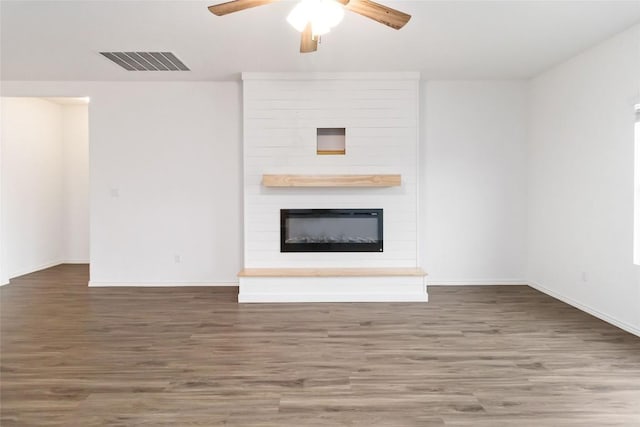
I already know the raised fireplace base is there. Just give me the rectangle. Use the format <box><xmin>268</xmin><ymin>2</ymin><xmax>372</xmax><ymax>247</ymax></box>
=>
<box><xmin>237</xmin><ymin>268</ymin><xmax>428</xmax><ymax>303</ymax></box>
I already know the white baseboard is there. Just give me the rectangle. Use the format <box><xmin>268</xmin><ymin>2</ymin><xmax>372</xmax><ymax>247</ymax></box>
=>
<box><xmin>61</xmin><ymin>260</ymin><xmax>89</xmax><ymax>264</ymax></box>
<box><xmin>88</xmin><ymin>281</ymin><xmax>239</xmax><ymax>287</ymax></box>
<box><xmin>8</xmin><ymin>261</ymin><xmax>63</xmax><ymax>280</ymax></box>
<box><xmin>528</xmin><ymin>281</ymin><xmax>640</xmax><ymax>338</ymax></box>
<box><xmin>0</xmin><ymin>280</ymin><xmax>10</xmax><ymax>287</ymax></box>
<box><xmin>428</xmin><ymin>280</ymin><xmax>527</xmax><ymax>286</ymax></box>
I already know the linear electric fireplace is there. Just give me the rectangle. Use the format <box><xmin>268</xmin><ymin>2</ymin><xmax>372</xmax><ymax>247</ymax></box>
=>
<box><xmin>281</xmin><ymin>209</ymin><xmax>383</xmax><ymax>252</ymax></box>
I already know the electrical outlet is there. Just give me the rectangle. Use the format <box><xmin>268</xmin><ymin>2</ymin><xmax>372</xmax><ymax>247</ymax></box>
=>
<box><xmin>110</xmin><ymin>188</ymin><xmax>119</xmax><ymax>198</ymax></box>
<box><xmin>581</xmin><ymin>272</ymin><xmax>588</xmax><ymax>282</ymax></box>
<box><xmin>174</xmin><ymin>255</ymin><xmax>181</xmax><ymax>264</ymax></box>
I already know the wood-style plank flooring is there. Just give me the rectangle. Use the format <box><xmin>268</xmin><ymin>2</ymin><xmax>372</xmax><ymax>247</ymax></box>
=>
<box><xmin>1</xmin><ymin>264</ymin><xmax>639</xmax><ymax>426</ymax></box>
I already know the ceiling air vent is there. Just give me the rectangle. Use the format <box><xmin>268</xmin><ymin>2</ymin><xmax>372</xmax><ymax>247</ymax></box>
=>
<box><xmin>100</xmin><ymin>52</ymin><xmax>190</xmax><ymax>71</ymax></box>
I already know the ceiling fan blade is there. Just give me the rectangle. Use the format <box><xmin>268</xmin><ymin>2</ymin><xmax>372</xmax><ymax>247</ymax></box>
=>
<box><xmin>208</xmin><ymin>0</ymin><xmax>280</xmax><ymax>16</ymax></box>
<box><xmin>300</xmin><ymin>23</ymin><xmax>318</xmax><ymax>53</ymax></box>
<box><xmin>345</xmin><ymin>0</ymin><xmax>411</xmax><ymax>30</ymax></box>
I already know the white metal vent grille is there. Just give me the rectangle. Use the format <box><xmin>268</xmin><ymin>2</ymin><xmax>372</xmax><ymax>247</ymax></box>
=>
<box><xmin>100</xmin><ymin>52</ymin><xmax>190</xmax><ymax>71</ymax></box>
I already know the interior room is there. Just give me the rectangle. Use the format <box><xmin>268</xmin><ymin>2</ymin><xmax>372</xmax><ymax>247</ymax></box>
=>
<box><xmin>1</xmin><ymin>0</ymin><xmax>639</xmax><ymax>425</ymax></box>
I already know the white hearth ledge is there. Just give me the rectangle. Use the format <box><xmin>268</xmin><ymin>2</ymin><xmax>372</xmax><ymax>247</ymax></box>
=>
<box><xmin>238</xmin><ymin>268</ymin><xmax>428</xmax><ymax>303</ymax></box>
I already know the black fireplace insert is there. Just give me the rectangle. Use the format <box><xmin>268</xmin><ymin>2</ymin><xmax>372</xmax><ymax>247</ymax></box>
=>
<box><xmin>280</xmin><ymin>209</ymin><xmax>383</xmax><ymax>252</ymax></box>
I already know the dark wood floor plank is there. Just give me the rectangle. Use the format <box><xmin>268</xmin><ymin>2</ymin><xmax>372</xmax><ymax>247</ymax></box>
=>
<box><xmin>1</xmin><ymin>264</ymin><xmax>639</xmax><ymax>425</ymax></box>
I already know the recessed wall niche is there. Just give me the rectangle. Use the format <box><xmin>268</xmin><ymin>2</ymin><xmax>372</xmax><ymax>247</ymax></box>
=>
<box><xmin>317</xmin><ymin>128</ymin><xmax>346</xmax><ymax>155</ymax></box>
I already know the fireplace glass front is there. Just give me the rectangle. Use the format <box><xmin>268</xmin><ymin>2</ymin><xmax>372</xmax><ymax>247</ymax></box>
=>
<box><xmin>280</xmin><ymin>209</ymin><xmax>383</xmax><ymax>252</ymax></box>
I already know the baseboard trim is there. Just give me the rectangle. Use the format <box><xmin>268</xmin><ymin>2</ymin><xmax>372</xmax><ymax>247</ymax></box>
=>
<box><xmin>8</xmin><ymin>261</ymin><xmax>63</xmax><ymax>280</ymax></box>
<box><xmin>61</xmin><ymin>260</ymin><xmax>89</xmax><ymax>264</ymax></box>
<box><xmin>428</xmin><ymin>280</ymin><xmax>528</xmax><ymax>286</ymax></box>
<box><xmin>528</xmin><ymin>281</ymin><xmax>640</xmax><ymax>338</ymax></box>
<box><xmin>88</xmin><ymin>281</ymin><xmax>239</xmax><ymax>287</ymax></box>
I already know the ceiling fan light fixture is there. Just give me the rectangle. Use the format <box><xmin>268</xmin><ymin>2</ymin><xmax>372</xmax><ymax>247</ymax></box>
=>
<box><xmin>287</xmin><ymin>0</ymin><xmax>345</xmax><ymax>37</ymax></box>
<box><xmin>208</xmin><ymin>0</ymin><xmax>412</xmax><ymax>54</ymax></box>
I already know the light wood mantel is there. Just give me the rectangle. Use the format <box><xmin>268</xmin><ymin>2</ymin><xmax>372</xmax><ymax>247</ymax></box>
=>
<box><xmin>262</xmin><ymin>174</ymin><xmax>401</xmax><ymax>187</ymax></box>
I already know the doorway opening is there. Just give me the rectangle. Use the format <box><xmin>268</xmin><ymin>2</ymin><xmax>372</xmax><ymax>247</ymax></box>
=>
<box><xmin>1</xmin><ymin>97</ymin><xmax>90</xmax><ymax>284</ymax></box>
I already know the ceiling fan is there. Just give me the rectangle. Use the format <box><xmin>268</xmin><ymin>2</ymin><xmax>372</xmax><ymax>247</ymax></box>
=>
<box><xmin>208</xmin><ymin>0</ymin><xmax>411</xmax><ymax>53</ymax></box>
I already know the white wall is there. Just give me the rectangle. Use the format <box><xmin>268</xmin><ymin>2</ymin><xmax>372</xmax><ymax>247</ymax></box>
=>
<box><xmin>88</xmin><ymin>82</ymin><xmax>242</xmax><ymax>285</ymax></box>
<box><xmin>62</xmin><ymin>104</ymin><xmax>90</xmax><ymax>262</ymax></box>
<box><xmin>528</xmin><ymin>24</ymin><xmax>640</xmax><ymax>335</ymax></box>
<box><xmin>0</xmin><ymin>105</ymin><xmax>3</xmax><ymax>285</ymax></box>
<box><xmin>1</xmin><ymin>98</ymin><xmax>65</xmax><ymax>279</ymax></box>
<box><xmin>1</xmin><ymin>82</ymin><xmax>244</xmax><ymax>286</ymax></box>
<box><xmin>242</xmin><ymin>73</ymin><xmax>420</xmax><ymax>268</ymax></box>
<box><xmin>422</xmin><ymin>81</ymin><xmax>528</xmax><ymax>284</ymax></box>
<box><xmin>2</xmin><ymin>80</ymin><xmax>527</xmax><ymax>286</ymax></box>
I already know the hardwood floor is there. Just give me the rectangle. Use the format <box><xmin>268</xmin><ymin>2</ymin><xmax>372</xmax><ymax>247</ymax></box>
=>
<box><xmin>1</xmin><ymin>265</ymin><xmax>639</xmax><ymax>426</ymax></box>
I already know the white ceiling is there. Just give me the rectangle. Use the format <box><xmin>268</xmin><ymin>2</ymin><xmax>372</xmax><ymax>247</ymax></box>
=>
<box><xmin>1</xmin><ymin>0</ymin><xmax>639</xmax><ymax>81</ymax></box>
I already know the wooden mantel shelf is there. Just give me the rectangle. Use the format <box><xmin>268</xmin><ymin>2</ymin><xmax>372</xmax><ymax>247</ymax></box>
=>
<box><xmin>262</xmin><ymin>174</ymin><xmax>401</xmax><ymax>187</ymax></box>
<box><xmin>238</xmin><ymin>268</ymin><xmax>427</xmax><ymax>278</ymax></box>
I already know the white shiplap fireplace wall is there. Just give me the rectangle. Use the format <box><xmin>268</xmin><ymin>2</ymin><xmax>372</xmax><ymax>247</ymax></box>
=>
<box><xmin>240</xmin><ymin>72</ymin><xmax>424</xmax><ymax>302</ymax></box>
